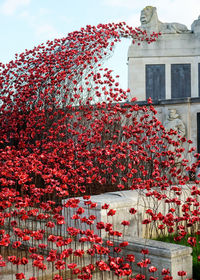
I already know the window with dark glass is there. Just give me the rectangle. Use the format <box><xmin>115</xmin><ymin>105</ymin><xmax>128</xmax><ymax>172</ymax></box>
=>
<box><xmin>171</xmin><ymin>64</ymin><xmax>191</xmax><ymax>98</ymax></box>
<box><xmin>197</xmin><ymin>113</ymin><xmax>200</xmax><ymax>155</ymax></box>
<box><xmin>198</xmin><ymin>63</ymin><xmax>200</xmax><ymax>97</ymax></box>
<box><xmin>146</xmin><ymin>64</ymin><xmax>165</xmax><ymax>101</ymax></box>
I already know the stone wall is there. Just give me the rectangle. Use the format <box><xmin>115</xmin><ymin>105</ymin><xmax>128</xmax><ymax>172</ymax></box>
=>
<box><xmin>113</xmin><ymin>237</ymin><xmax>193</xmax><ymax>280</ymax></box>
<box><xmin>63</xmin><ymin>186</ymin><xmax>199</xmax><ymax>239</ymax></box>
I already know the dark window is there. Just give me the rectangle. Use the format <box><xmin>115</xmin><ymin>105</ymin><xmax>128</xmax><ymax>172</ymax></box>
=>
<box><xmin>146</xmin><ymin>64</ymin><xmax>165</xmax><ymax>101</ymax></box>
<box><xmin>198</xmin><ymin>63</ymin><xmax>200</xmax><ymax>97</ymax></box>
<box><xmin>198</xmin><ymin>113</ymin><xmax>200</xmax><ymax>155</ymax></box>
<box><xmin>171</xmin><ymin>64</ymin><xmax>191</xmax><ymax>98</ymax></box>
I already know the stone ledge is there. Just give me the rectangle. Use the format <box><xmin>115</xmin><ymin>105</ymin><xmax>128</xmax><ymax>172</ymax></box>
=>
<box><xmin>113</xmin><ymin>237</ymin><xmax>193</xmax><ymax>280</ymax></box>
<box><xmin>130</xmin><ymin>97</ymin><xmax>200</xmax><ymax>106</ymax></box>
<box><xmin>123</xmin><ymin>237</ymin><xmax>192</xmax><ymax>258</ymax></box>
<box><xmin>78</xmin><ymin>190</ymin><xmax>138</xmax><ymax>209</ymax></box>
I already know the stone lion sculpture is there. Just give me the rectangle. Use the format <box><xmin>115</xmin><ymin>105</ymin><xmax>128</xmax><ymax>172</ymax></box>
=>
<box><xmin>191</xmin><ymin>15</ymin><xmax>200</xmax><ymax>34</ymax></box>
<box><xmin>140</xmin><ymin>6</ymin><xmax>191</xmax><ymax>34</ymax></box>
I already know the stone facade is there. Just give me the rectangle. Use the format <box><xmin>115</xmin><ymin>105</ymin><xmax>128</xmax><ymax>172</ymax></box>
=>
<box><xmin>128</xmin><ymin>7</ymin><xmax>200</xmax><ymax>158</ymax></box>
<box><xmin>128</xmin><ymin>33</ymin><xmax>200</xmax><ymax>101</ymax></box>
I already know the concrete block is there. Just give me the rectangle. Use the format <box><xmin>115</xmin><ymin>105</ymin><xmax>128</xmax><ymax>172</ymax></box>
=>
<box><xmin>113</xmin><ymin>237</ymin><xmax>193</xmax><ymax>280</ymax></box>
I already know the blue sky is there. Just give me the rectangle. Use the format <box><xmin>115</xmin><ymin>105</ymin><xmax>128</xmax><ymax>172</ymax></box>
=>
<box><xmin>1</xmin><ymin>0</ymin><xmax>200</xmax><ymax>89</ymax></box>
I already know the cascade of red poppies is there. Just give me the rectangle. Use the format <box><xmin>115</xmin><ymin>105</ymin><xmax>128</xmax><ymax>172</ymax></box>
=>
<box><xmin>0</xmin><ymin>22</ymin><xmax>199</xmax><ymax>280</ymax></box>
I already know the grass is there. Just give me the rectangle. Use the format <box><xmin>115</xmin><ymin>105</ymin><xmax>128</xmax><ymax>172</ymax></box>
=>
<box><xmin>154</xmin><ymin>234</ymin><xmax>200</xmax><ymax>279</ymax></box>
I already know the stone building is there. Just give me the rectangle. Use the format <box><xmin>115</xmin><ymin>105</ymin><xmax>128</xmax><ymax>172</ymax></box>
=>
<box><xmin>128</xmin><ymin>6</ymin><xmax>200</xmax><ymax>158</ymax></box>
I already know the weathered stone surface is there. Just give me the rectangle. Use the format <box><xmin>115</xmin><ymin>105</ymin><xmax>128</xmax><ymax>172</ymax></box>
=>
<box><xmin>113</xmin><ymin>237</ymin><xmax>193</xmax><ymax>280</ymax></box>
<box><xmin>63</xmin><ymin>190</ymin><xmax>143</xmax><ymax>239</ymax></box>
<box><xmin>63</xmin><ymin>186</ymin><xmax>198</xmax><ymax>239</ymax></box>
<box><xmin>191</xmin><ymin>15</ymin><xmax>200</xmax><ymax>35</ymax></box>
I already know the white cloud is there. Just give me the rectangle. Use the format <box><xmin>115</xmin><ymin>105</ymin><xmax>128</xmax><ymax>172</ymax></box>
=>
<box><xmin>35</xmin><ymin>23</ymin><xmax>64</xmax><ymax>40</ymax></box>
<box><xmin>38</xmin><ymin>7</ymin><xmax>51</xmax><ymax>16</ymax></box>
<box><xmin>18</xmin><ymin>8</ymin><xmax>64</xmax><ymax>41</ymax></box>
<box><xmin>126</xmin><ymin>13</ymin><xmax>140</xmax><ymax>27</ymax></box>
<box><xmin>19</xmin><ymin>9</ymin><xmax>30</xmax><ymax>18</ymax></box>
<box><xmin>1</xmin><ymin>0</ymin><xmax>31</xmax><ymax>15</ymax></box>
<box><xmin>102</xmin><ymin>0</ymin><xmax>140</xmax><ymax>8</ymax></box>
<box><xmin>103</xmin><ymin>0</ymin><xmax>200</xmax><ymax>29</ymax></box>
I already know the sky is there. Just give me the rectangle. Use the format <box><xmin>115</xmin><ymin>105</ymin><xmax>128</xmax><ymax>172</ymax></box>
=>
<box><xmin>0</xmin><ymin>0</ymin><xmax>200</xmax><ymax>89</ymax></box>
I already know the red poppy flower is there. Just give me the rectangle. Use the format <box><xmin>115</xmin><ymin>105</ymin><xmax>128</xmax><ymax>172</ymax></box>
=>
<box><xmin>15</xmin><ymin>273</ymin><xmax>25</xmax><ymax>280</ymax></box>
<box><xmin>121</xmin><ymin>220</ymin><xmax>130</xmax><ymax>226</ymax></box>
<box><xmin>107</xmin><ymin>209</ymin><xmax>116</xmax><ymax>216</ymax></box>
<box><xmin>149</xmin><ymin>266</ymin><xmax>157</xmax><ymax>273</ymax></box>
<box><xmin>68</xmin><ymin>263</ymin><xmax>77</xmax><ymax>269</ymax></box>
<box><xmin>129</xmin><ymin>208</ymin><xmax>137</xmax><ymax>214</ymax></box>
<box><xmin>178</xmin><ymin>271</ymin><xmax>187</xmax><ymax>276</ymax></box>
